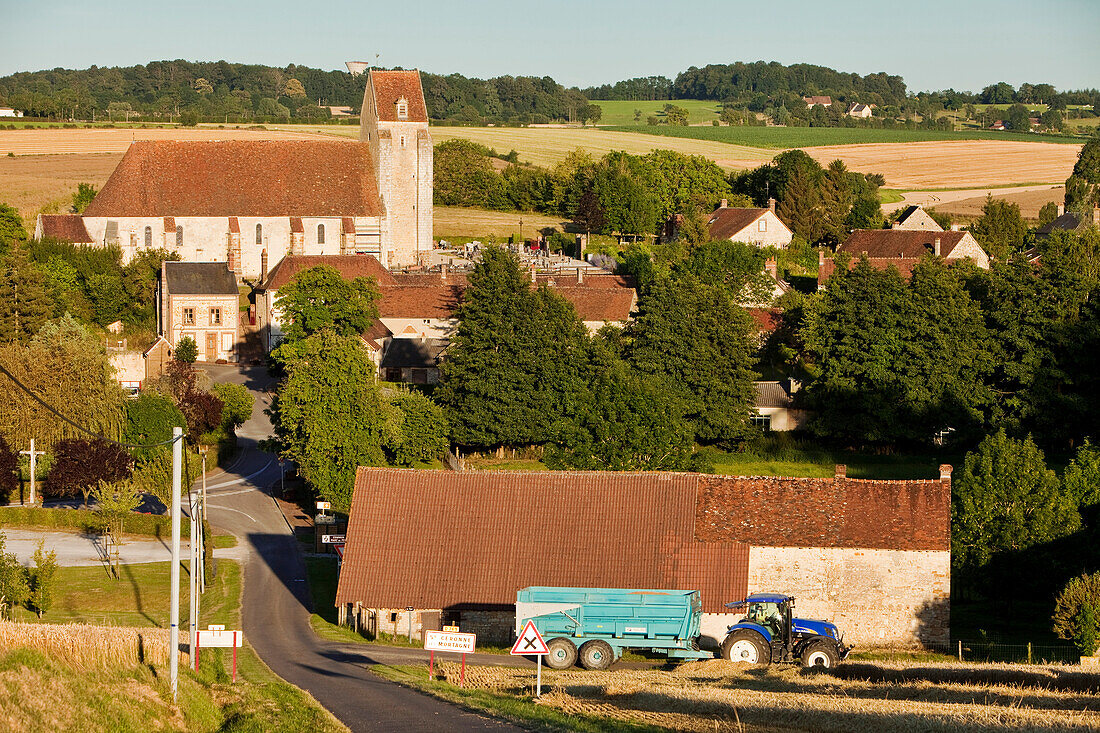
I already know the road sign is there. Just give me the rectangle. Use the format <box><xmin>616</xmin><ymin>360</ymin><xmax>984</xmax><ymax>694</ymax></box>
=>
<box><xmin>207</xmin><ymin>624</ymin><xmax>225</xmax><ymax>631</ymax></box>
<box><xmin>511</xmin><ymin>620</ymin><xmax>549</xmax><ymax>655</ymax></box>
<box><xmin>316</xmin><ymin>501</ymin><xmax>331</xmax><ymax>510</ymax></box>
<box><xmin>194</xmin><ymin>629</ymin><xmax>243</xmax><ymax>681</ymax></box>
<box><xmin>442</xmin><ymin>625</ymin><xmax>460</xmax><ymax>632</ymax></box>
<box><xmin>424</xmin><ymin>631</ymin><xmax>476</xmax><ymax>654</ymax></box>
<box><xmin>321</xmin><ymin>534</ymin><xmax>346</xmax><ymax>544</ymax></box>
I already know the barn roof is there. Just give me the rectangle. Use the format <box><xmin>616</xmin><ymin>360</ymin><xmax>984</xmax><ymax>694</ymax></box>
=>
<box><xmin>335</xmin><ymin>467</ymin><xmax>951</xmax><ymax>612</ymax></box>
<box><xmin>84</xmin><ymin>140</ymin><xmax>383</xmax><ymax>217</ymax></box>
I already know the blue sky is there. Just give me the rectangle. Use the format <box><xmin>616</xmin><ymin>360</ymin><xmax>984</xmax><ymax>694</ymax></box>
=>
<box><xmin>1</xmin><ymin>0</ymin><xmax>1097</xmax><ymax>92</ymax></box>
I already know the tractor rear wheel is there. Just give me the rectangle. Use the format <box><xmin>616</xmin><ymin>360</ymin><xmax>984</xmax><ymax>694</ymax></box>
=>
<box><xmin>721</xmin><ymin>630</ymin><xmax>771</xmax><ymax>665</ymax></box>
<box><xmin>545</xmin><ymin>638</ymin><xmax>578</xmax><ymax>670</ymax></box>
<box><xmin>801</xmin><ymin>640</ymin><xmax>840</xmax><ymax>669</ymax></box>
<box><xmin>578</xmin><ymin>640</ymin><xmax>615</xmax><ymax>670</ymax></box>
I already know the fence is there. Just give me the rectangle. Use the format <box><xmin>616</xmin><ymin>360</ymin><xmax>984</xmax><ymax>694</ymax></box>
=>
<box><xmin>917</xmin><ymin>640</ymin><xmax>1081</xmax><ymax>665</ymax></box>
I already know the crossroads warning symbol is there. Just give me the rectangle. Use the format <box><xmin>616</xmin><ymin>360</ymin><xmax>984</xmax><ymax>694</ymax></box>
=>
<box><xmin>510</xmin><ymin>620</ymin><xmax>549</xmax><ymax>655</ymax></box>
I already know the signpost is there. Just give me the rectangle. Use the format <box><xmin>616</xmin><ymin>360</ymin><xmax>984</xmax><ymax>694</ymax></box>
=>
<box><xmin>320</xmin><ymin>534</ymin><xmax>345</xmax><ymax>544</ymax></box>
<box><xmin>511</xmin><ymin>620</ymin><xmax>550</xmax><ymax>697</ymax></box>
<box><xmin>424</xmin><ymin>630</ymin><xmax>477</xmax><ymax>685</ymax></box>
<box><xmin>195</xmin><ymin>625</ymin><xmax>243</xmax><ymax>681</ymax></box>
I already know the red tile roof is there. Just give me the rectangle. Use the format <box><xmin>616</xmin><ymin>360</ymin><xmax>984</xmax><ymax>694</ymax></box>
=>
<box><xmin>290</xmin><ymin>216</ymin><xmax>304</xmax><ymax>234</ymax></box>
<box><xmin>84</xmin><ymin>141</ymin><xmax>383</xmax><ymax>217</ymax></box>
<box><xmin>818</xmin><ymin>256</ymin><xmax>922</xmax><ymax>287</ymax></box>
<box><xmin>361</xmin><ymin>319</ymin><xmax>392</xmax><ymax>351</ymax></box>
<box><xmin>336</xmin><ymin>468</ymin><xmax>951</xmax><ymax>613</ymax></box>
<box><xmin>554</xmin><ymin>287</ymin><xmax>637</xmax><ymax>322</ymax></box>
<box><xmin>838</xmin><ymin>230</ymin><xmax>970</xmax><ymax>259</ymax></box>
<box><xmin>336</xmin><ymin>469</ymin><xmax>749</xmax><ymax>613</ymax></box>
<box><xmin>747</xmin><ymin>308</ymin><xmax>782</xmax><ymax>333</ymax></box>
<box><xmin>707</xmin><ymin>207</ymin><xmax>775</xmax><ymax>240</ymax></box>
<box><xmin>260</xmin><ymin>254</ymin><xmax>397</xmax><ymax>290</ymax></box>
<box><xmin>377</xmin><ymin>285</ymin><xmax>464</xmax><ymax>319</ymax></box>
<box><xmin>370</xmin><ymin>70</ymin><xmax>428</xmax><ymax>123</ymax></box>
<box><xmin>37</xmin><ymin>215</ymin><xmax>93</xmax><ymax>243</ymax></box>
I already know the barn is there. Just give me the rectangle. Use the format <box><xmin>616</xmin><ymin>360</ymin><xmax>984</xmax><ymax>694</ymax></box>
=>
<box><xmin>334</xmin><ymin>466</ymin><xmax>951</xmax><ymax>649</ymax></box>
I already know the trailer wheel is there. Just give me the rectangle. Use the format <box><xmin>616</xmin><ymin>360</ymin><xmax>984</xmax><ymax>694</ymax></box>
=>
<box><xmin>801</xmin><ymin>640</ymin><xmax>840</xmax><ymax>669</ymax></box>
<box><xmin>721</xmin><ymin>630</ymin><xmax>770</xmax><ymax>665</ymax></box>
<box><xmin>578</xmin><ymin>640</ymin><xmax>615</xmax><ymax>671</ymax></box>
<box><xmin>545</xmin><ymin>638</ymin><xmax>578</xmax><ymax>670</ymax></box>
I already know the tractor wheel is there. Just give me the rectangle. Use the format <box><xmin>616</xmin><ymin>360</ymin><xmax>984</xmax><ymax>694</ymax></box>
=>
<box><xmin>578</xmin><ymin>640</ymin><xmax>615</xmax><ymax>671</ymax></box>
<box><xmin>721</xmin><ymin>630</ymin><xmax>771</xmax><ymax>665</ymax></box>
<box><xmin>801</xmin><ymin>640</ymin><xmax>840</xmax><ymax>669</ymax></box>
<box><xmin>545</xmin><ymin>638</ymin><xmax>578</xmax><ymax>670</ymax></box>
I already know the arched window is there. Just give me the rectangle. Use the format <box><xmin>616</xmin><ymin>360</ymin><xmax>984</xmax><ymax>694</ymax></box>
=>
<box><xmin>144</xmin><ymin>226</ymin><xmax>152</xmax><ymax>247</ymax></box>
<box><xmin>255</xmin><ymin>223</ymin><xmax>263</xmax><ymax>246</ymax></box>
<box><xmin>176</xmin><ymin>225</ymin><xmax>183</xmax><ymax>247</ymax></box>
<box><xmin>317</xmin><ymin>224</ymin><xmax>325</xmax><ymax>245</ymax></box>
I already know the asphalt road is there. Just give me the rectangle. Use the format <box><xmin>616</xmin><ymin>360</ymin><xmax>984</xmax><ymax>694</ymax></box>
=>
<box><xmin>198</xmin><ymin>365</ymin><xmax>523</xmax><ymax>732</ymax></box>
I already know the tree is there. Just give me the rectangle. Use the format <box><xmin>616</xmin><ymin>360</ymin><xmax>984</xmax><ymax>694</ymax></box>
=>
<box><xmin>123</xmin><ymin>392</ymin><xmax>185</xmax><ymax>461</ymax></box>
<box><xmin>70</xmin><ymin>183</ymin><xmax>97</xmax><ymax>214</ymax></box>
<box><xmin>1064</xmin><ymin>441</ymin><xmax>1100</xmax><ymax>514</ymax></box>
<box><xmin>1041</xmin><ymin>109</ymin><xmax>1064</xmax><ymax>131</ymax></box>
<box><xmin>275</xmin><ymin>265</ymin><xmax>380</xmax><ymax>343</ymax></box>
<box><xmin>192</xmin><ymin>77</ymin><xmax>214</xmax><ymax>95</ymax></box>
<box><xmin>969</xmin><ymin>195</ymin><xmax>1028</xmax><ymax>260</ymax></box>
<box><xmin>272</xmin><ymin>330</ymin><xmax>386</xmax><ymax>510</ymax></box>
<box><xmin>677</xmin><ymin>239</ymin><xmax>772</xmax><ymax>304</ymax></box>
<box><xmin>175</xmin><ymin>336</ymin><xmax>198</xmax><ymax>364</ymax></box>
<box><xmin>212</xmin><ymin>382</ymin><xmax>254</xmax><ymax>431</ymax></box>
<box><xmin>776</xmin><ymin>165</ymin><xmax>823</xmax><ymax>243</ymax></box>
<box><xmin>1065</xmin><ymin>135</ymin><xmax>1100</xmax><ymax>213</ymax></box>
<box><xmin>0</xmin><ymin>204</ymin><xmax>27</xmax><ymax>255</ymax></box>
<box><xmin>0</xmin><ymin>248</ymin><xmax>51</xmax><ymax>343</ymax></box>
<box><xmin>573</xmin><ymin>190</ymin><xmax>607</xmax><ymax>239</ymax></box>
<box><xmin>92</xmin><ymin>479</ymin><xmax>143</xmax><ymax>578</ymax></box>
<box><xmin>46</xmin><ymin>437</ymin><xmax>133</xmax><ymax>506</ymax></box>
<box><xmin>952</xmin><ymin>429</ymin><xmax>1079</xmax><ymax>573</ymax></box>
<box><xmin>579</xmin><ymin>103</ymin><xmax>602</xmax><ymax>125</ymax></box>
<box><xmin>819</xmin><ymin>160</ymin><xmax>853</xmax><ymax>246</ymax></box>
<box><xmin>385</xmin><ymin>391</ymin><xmax>449</xmax><ymax>466</ymax></box>
<box><xmin>28</xmin><ymin>540</ymin><xmax>57</xmax><ymax>618</ymax></box>
<box><xmin>663</xmin><ymin>104</ymin><xmax>689</xmax><ymax>125</ymax></box>
<box><xmin>179</xmin><ymin>390</ymin><xmax>224</xmax><ymax>440</ymax></box>
<box><xmin>257</xmin><ymin>98</ymin><xmax>290</xmax><ymax>119</ymax></box>
<box><xmin>628</xmin><ymin>274</ymin><xmax>758</xmax><ymax>446</ymax></box>
<box><xmin>0</xmin><ymin>533</ymin><xmax>28</xmax><ymax>620</ymax></box>
<box><xmin>1038</xmin><ymin>201</ymin><xmax>1060</xmax><ymax>228</ymax></box>
<box><xmin>1004</xmin><ymin>103</ymin><xmax>1032</xmax><ymax>132</ymax></box>
<box><xmin>282</xmin><ymin>78</ymin><xmax>307</xmax><ymax>98</ymax></box>
<box><xmin>433</xmin><ymin>139</ymin><xmax>502</xmax><ymax>208</ymax></box>
<box><xmin>0</xmin><ymin>435</ymin><xmax>16</xmax><ymax>504</ymax></box>
<box><xmin>1053</xmin><ymin>572</ymin><xmax>1100</xmax><ymax>655</ymax></box>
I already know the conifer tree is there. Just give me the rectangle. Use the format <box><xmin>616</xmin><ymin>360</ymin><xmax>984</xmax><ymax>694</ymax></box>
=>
<box><xmin>0</xmin><ymin>248</ymin><xmax>51</xmax><ymax>344</ymax></box>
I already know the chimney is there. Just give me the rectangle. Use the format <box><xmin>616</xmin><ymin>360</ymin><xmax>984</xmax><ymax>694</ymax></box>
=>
<box><xmin>834</xmin><ymin>464</ymin><xmax>847</xmax><ymax>479</ymax></box>
<box><xmin>934</xmin><ymin>237</ymin><xmax>942</xmax><ymax>257</ymax></box>
<box><xmin>1057</xmin><ymin>203</ymin><xmax>1065</xmax><ymax>216</ymax></box>
<box><xmin>818</xmin><ymin>249</ymin><xmax>825</xmax><ymax>267</ymax></box>
<box><xmin>260</xmin><ymin>249</ymin><xmax>268</xmax><ymax>283</ymax></box>
<box><xmin>787</xmin><ymin>377</ymin><xmax>801</xmax><ymax>395</ymax></box>
<box><xmin>765</xmin><ymin>257</ymin><xmax>778</xmax><ymax>280</ymax></box>
<box><xmin>1093</xmin><ymin>207</ymin><xmax>1100</xmax><ymax>226</ymax></box>
<box><xmin>767</xmin><ymin>197</ymin><xmax>776</xmax><ymax>214</ymax></box>
<box><xmin>939</xmin><ymin>464</ymin><xmax>953</xmax><ymax>483</ymax></box>
<box><xmin>950</xmin><ymin>224</ymin><xmax>961</xmax><ymax>232</ymax></box>
<box><xmin>441</xmin><ymin>263</ymin><xmax>448</xmax><ymax>282</ymax></box>
<box><xmin>720</xmin><ymin>198</ymin><xmax>728</xmax><ymax>209</ymax></box>
<box><xmin>576</xmin><ymin>267</ymin><xmax>584</xmax><ymax>285</ymax></box>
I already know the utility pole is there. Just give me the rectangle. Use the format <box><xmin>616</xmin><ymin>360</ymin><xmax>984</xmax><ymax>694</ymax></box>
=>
<box><xmin>189</xmin><ymin>476</ymin><xmax>198</xmax><ymax>671</ymax></box>
<box><xmin>170</xmin><ymin>427</ymin><xmax>182</xmax><ymax>701</ymax></box>
<box><xmin>19</xmin><ymin>439</ymin><xmax>45</xmax><ymax>505</ymax></box>
<box><xmin>200</xmin><ymin>448</ymin><xmax>208</xmax><ymax>594</ymax></box>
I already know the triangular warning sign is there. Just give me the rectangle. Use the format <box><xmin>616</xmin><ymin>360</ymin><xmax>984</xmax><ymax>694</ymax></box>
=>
<box><xmin>510</xmin><ymin>620</ymin><xmax>549</xmax><ymax>655</ymax></box>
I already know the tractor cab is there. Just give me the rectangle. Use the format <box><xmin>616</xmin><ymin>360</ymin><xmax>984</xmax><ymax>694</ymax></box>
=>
<box><xmin>721</xmin><ymin>593</ymin><xmax>851</xmax><ymax>668</ymax></box>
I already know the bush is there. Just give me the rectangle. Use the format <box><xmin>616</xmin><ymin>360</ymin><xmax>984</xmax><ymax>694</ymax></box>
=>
<box><xmin>386</xmin><ymin>392</ymin><xmax>449</xmax><ymax>466</ymax></box>
<box><xmin>124</xmin><ymin>392</ymin><xmax>186</xmax><ymax>461</ymax></box>
<box><xmin>45</xmin><ymin>438</ymin><xmax>133</xmax><ymax>505</ymax></box>
<box><xmin>1053</xmin><ymin>572</ymin><xmax>1100</xmax><ymax>655</ymax></box>
<box><xmin>175</xmin><ymin>337</ymin><xmax>197</xmax><ymax>364</ymax></box>
<box><xmin>212</xmin><ymin>382</ymin><xmax>254</xmax><ymax>430</ymax></box>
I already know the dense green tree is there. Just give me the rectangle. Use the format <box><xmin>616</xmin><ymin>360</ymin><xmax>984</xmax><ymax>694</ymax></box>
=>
<box><xmin>123</xmin><ymin>392</ymin><xmax>185</xmax><ymax>461</ymax></box>
<box><xmin>71</xmin><ymin>183</ymin><xmax>97</xmax><ymax>214</ymax></box>
<box><xmin>777</xmin><ymin>165</ymin><xmax>823</xmax><ymax>242</ymax></box>
<box><xmin>1041</xmin><ymin>109</ymin><xmax>1064</xmax><ymax>131</ymax></box>
<box><xmin>274</xmin><ymin>265</ymin><xmax>380</xmax><ymax>343</ymax></box>
<box><xmin>0</xmin><ymin>204</ymin><xmax>27</xmax><ymax>254</ymax></box>
<box><xmin>819</xmin><ymin>160</ymin><xmax>853</xmax><ymax>245</ymax></box>
<box><xmin>1064</xmin><ymin>441</ymin><xmax>1100</xmax><ymax>512</ymax></box>
<box><xmin>212</xmin><ymin>382</ymin><xmax>254</xmax><ymax>430</ymax></box>
<box><xmin>433</xmin><ymin>139</ymin><xmax>503</xmax><ymax>208</ymax></box>
<box><xmin>1003</xmin><ymin>103</ymin><xmax>1032</xmax><ymax>132</ymax></box>
<box><xmin>1053</xmin><ymin>572</ymin><xmax>1100</xmax><ymax>655</ymax></box>
<box><xmin>272</xmin><ymin>330</ymin><xmax>387</xmax><ymax>510</ymax></box>
<box><xmin>662</xmin><ymin>103</ymin><xmax>689</xmax><ymax>125</ymax></box>
<box><xmin>676</xmin><ymin>239</ymin><xmax>772</xmax><ymax>304</ymax></box>
<box><xmin>0</xmin><ymin>435</ymin><xmax>16</xmax><ymax>503</ymax></box>
<box><xmin>980</xmin><ymin>82</ymin><xmax>1016</xmax><ymax>104</ymax></box>
<box><xmin>635</xmin><ymin>150</ymin><xmax>730</xmax><ymax>224</ymax></box>
<box><xmin>970</xmin><ymin>196</ymin><xmax>1028</xmax><ymax>259</ymax></box>
<box><xmin>952</xmin><ymin>429</ymin><xmax>1079</xmax><ymax>573</ymax></box>
<box><xmin>46</xmin><ymin>437</ymin><xmax>133</xmax><ymax>506</ymax></box>
<box><xmin>1065</xmin><ymin>135</ymin><xmax>1100</xmax><ymax>213</ymax></box>
<box><xmin>175</xmin><ymin>336</ymin><xmax>198</xmax><ymax>364</ymax></box>
<box><xmin>573</xmin><ymin>190</ymin><xmax>607</xmax><ymax>238</ymax></box>
<box><xmin>438</xmin><ymin>246</ymin><xmax>590</xmax><ymax>448</ymax></box>
<box><xmin>0</xmin><ymin>248</ymin><xmax>51</xmax><ymax>343</ymax></box>
<box><xmin>628</xmin><ymin>274</ymin><xmax>757</xmax><ymax>446</ymax></box>
<box><xmin>385</xmin><ymin>391</ymin><xmax>449</xmax><ymax>466</ymax></box>
<box><xmin>1038</xmin><ymin>201</ymin><xmax>1060</xmax><ymax>228</ymax></box>
<box><xmin>592</xmin><ymin>164</ymin><xmax>659</xmax><ymax>236</ymax></box>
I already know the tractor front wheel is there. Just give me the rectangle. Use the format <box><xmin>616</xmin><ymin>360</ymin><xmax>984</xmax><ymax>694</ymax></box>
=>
<box><xmin>545</xmin><ymin>638</ymin><xmax>578</xmax><ymax>670</ymax></box>
<box><xmin>578</xmin><ymin>640</ymin><xmax>615</xmax><ymax>670</ymax></box>
<box><xmin>721</xmin><ymin>630</ymin><xmax>771</xmax><ymax>665</ymax></box>
<box><xmin>801</xmin><ymin>640</ymin><xmax>840</xmax><ymax>669</ymax></box>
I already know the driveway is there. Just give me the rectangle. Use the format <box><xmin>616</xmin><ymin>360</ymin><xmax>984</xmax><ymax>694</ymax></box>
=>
<box><xmin>2</xmin><ymin>528</ymin><xmax>246</xmax><ymax>567</ymax></box>
<box><xmin>197</xmin><ymin>365</ymin><xmax>523</xmax><ymax>732</ymax></box>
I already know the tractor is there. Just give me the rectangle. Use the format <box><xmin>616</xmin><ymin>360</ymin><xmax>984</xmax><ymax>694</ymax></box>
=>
<box><xmin>720</xmin><ymin>593</ymin><xmax>851</xmax><ymax>668</ymax></box>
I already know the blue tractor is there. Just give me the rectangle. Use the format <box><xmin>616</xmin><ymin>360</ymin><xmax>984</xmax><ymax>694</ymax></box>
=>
<box><xmin>720</xmin><ymin>593</ymin><xmax>851</xmax><ymax>668</ymax></box>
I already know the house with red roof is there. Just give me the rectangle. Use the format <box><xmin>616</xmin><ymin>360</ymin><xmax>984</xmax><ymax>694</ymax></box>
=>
<box><xmin>818</xmin><ymin>229</ymin><xmax>990</xmax><ymax>286</ymax></box>
<box><xmin>34</xmin><ymin>70</ymin><xmax>432</xmax><ymax>278</ymax></box>
<box><xmin>707</xmin><ymin>199</ymin><xmax>793</xmax><ymax>249</ymax></box>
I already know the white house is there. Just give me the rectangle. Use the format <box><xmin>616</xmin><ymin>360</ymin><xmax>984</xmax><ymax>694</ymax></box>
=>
<box><xmin>707</xmin><ymin>200</ymin><xmax>793</xmax><ymax>249</ymax></box>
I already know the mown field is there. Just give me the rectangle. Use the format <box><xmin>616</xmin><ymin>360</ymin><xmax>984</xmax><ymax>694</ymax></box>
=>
<box><xmin>590</xmin><ymin>99</ymin><xmax>723</xmax><ymax>126</ymax></box>
<box><xmin>607</xmin><ymin>123</ymin><xmax>1088</xmax><ymax>148</ymax></box>
<box><xmin>378</xmin><ymin>659</ymin><xmax>1100</xmax><ymax>732</ymax></box>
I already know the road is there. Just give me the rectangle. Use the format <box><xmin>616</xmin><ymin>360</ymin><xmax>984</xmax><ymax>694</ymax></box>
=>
<box><xmin>196</xmin><ymin>365</ymin><xmax>523</xmax><ymax>732</ymax></box>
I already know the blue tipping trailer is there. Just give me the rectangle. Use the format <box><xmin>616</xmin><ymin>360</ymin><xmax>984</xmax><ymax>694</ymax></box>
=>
<box><xmin>515</xmin><ymin>586</ymin><xmax>715</xmax><ymax>670</ymax></box>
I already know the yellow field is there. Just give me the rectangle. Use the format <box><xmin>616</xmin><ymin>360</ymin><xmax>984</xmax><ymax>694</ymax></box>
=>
<box><xmin>433</xmin><ymin>206</ymin><xmax>566</xmax><ymax>238</ymax></box>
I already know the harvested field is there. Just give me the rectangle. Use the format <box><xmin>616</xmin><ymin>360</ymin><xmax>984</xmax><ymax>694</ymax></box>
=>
<box><xmin>434</xmin><ymin>206</ymin><xmax>566</xmax><ymax>238</ymax></box>
<box><xmin>932</xmin><ymin>186</ymin><xmax>1066</xmax><ymax>221</ymax></box>
<box><xmin>802</xmin><ymin>140</ymin><xmax>1080</xmax><ymax>189</ymax></box>
<box><xmin>0</xmin><ymin>152</ymin><xmax>120</xmax><ymax>221</ymax></box>
<box><xmin>434</xmin><ymin>659</ymin><xmax>1100</xmax><ymax>732</ymax></box>
<box><xmin>0</xmin><ymin>126</ymin><xmax>333</xmax><ymax>156</ymax></box>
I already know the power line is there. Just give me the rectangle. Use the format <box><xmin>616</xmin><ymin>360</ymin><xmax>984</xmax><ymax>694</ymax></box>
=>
<box><xmin>0</xmin><ymin>360</ymin><xmax>185</xmax><ymax>449</ymax></box>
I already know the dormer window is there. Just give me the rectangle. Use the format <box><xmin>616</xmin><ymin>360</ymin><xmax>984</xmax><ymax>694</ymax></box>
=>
<box><xmin>396</xmin><ymin>96</ymin><xmax>408</xmax><ymax>120</ymax></box>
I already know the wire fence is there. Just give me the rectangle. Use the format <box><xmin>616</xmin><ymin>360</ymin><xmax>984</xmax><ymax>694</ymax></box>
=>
<box><xmin>918</xmin><ymin>640</ymin><xmax>1082</xmax><ymax>665</ymax></box>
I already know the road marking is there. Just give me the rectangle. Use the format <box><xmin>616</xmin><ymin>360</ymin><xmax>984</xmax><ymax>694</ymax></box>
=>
<box><xmin>207</xmin><ymin>504</ymin><xmax>259</xmax><ymax>523</ymax></box>
<box><xmin>202</xmin><ymin>459</ymin><xmax>276</xmax><ymax>490</ymax></box>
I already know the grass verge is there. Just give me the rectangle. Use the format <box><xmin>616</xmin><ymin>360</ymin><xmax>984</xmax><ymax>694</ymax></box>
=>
<box><xmin>0</xmin><ymin>505</ymin><xmax>191</xmax><ymax>538</ymax></box>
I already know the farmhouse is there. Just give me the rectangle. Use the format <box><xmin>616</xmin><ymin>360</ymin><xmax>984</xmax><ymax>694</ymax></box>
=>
<box><xmin>803</xmin><ymin>96</ymin><xmax>832</xmax><ymax>108</ymax></box>
<box><xmin>753</xmin><ymin>379</ymin><xmax>808</xmax><ymax>432</ymax></box>
<box><xmin>818</xmin><ymin>229</ymin><xmax>990</xmax><ymax>286</ymax></box>
<box><xmin>847</xmin><ymin>103</ymin><xmax>873</xmax><ymax>118</ymax></box>
<box><xmin>335</xmin><ymin>466</ymin><xmax>951</xmax><ymax>649</ymax></box>
<box><xmin>707</xmin><ymin>200</ymin><xmax>793</xmax><ymax>249</ymax></box>
<box><xmin>1036</xmin><ymin>205</ymin><xmax>1100</xmax><ymax>239</ymax></box>
<box><xmin>32</xmin><ymin>70</ymin><xmax>432</xmax><ymax>277</ymax></box>
<box><xmin>0</xmin><ymin>108</ymin><xmax>23</xmax><ymax>117</ymax></box>
<box><xmin>157</xmin><ymin>261</ymin><xmax>240</xmax><ymax>363</ymax></box>
<box><xmin>891</xmin><ymin>205</ymin><xmax>943</xmax><ymax>232</ymax></box>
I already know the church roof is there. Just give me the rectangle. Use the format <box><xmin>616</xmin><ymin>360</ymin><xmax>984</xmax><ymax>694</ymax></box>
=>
<box><xmin>84</xmin><ymin>140</ymin><xmax>383</xmax><ymax>218</ymax></box>
<box><xmin>37</xmin><ymin>214</ymin><xmax>93</xmax><ymax>243</ymax></box>
<box><xmin>369</xmin><ymin>70</ymin><xmax>428</xmax><ymax>123</ymax></box>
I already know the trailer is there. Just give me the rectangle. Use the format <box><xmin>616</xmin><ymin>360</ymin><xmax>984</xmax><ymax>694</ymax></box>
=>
<box><xmin>515</xmin><ymin>586</ymin><xmax>715</xmax><ymax>670</ymax></box>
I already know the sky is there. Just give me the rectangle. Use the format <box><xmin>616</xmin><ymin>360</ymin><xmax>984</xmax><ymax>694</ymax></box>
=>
<box><xmin>1</xmin><ymin>0</ymin><xmax>1097</xmax><ymax>93</ymax></box>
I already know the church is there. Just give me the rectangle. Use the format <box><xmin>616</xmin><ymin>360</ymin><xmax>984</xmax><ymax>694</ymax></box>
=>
<box><xmin>34</xmin><ymin>70</ymin><xmax>433</xmax><ymax>277</ymax></box>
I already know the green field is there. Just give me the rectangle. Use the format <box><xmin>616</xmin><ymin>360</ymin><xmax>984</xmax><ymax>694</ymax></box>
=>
<box><xmin>606</xmin><ymin>124</ymin><xmax>1088</xmax><ymax>148</ymax></box>
<box><xmin>590</xmin><ymin>99</ymin><xmax>723</xmax><ymax>126</ymax></box>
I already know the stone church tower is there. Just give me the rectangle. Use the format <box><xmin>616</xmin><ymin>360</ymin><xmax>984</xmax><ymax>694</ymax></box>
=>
<box><xmin>360</xmin><ymin>70</ymin><xmax>433</xmax><ymax>268</ymax></box>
